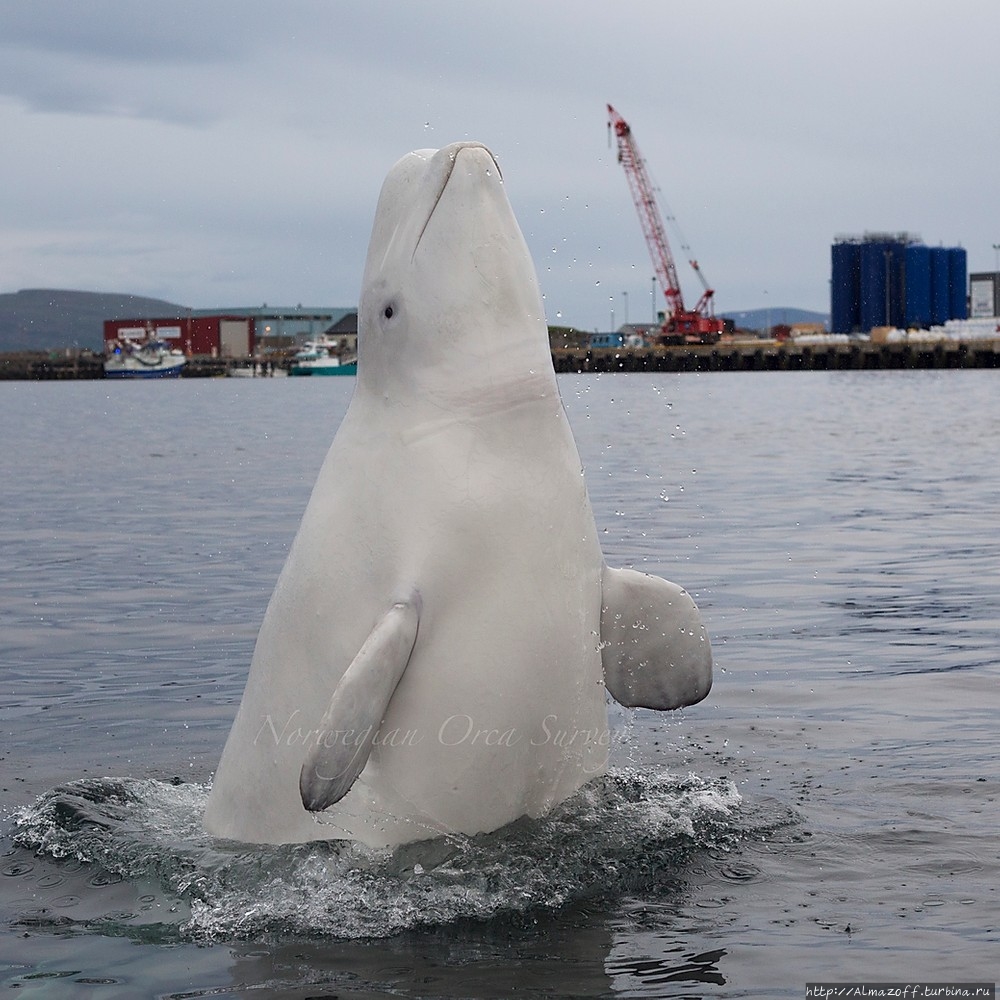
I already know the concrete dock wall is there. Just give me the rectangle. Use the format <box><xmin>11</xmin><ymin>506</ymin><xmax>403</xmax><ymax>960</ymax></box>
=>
<box><xmin>3</xmin><ymin>339</ymin><xmax>1000</xmax><ymax>379</ymax></box>
<box><xmin>551</xmin><ymin>339</ymin><xmax>1000</xmax><ymax>374</ymax></box>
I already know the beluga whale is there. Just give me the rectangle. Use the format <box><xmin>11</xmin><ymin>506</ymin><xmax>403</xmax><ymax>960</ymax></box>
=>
<box><xmin>203</xmin><ymin>141</ymin><xmax>712</xmax><ymax>849</ymax></box>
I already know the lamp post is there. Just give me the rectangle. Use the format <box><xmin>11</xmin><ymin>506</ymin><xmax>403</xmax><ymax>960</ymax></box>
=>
<box><xmin>651</xmin><ymin>276</ymin><xmax>657</xmax><ymax>324</ymax></box>
<box><xmin>622</xmin><ymin>290</ymin><xmax>629</xmax><ymax>329</ymax></box>
<box><xmin>993</xmin><ymin>243</ymin><xmax>1000</xmax><ymax>274</ymax></box>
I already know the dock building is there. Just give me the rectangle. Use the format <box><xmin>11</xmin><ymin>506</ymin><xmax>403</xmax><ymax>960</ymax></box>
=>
<box><xmin>103</xmin><ymin>306</ymin><xmax>356</xmax><ymax>357</ymax></box>
<box><xmin>969</xmin><ymin>272</ymin><xmax>1000</xmax><ymax>318</ymax></box>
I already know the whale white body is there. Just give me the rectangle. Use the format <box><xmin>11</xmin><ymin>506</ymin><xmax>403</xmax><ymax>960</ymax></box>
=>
<box><xmin>203</xmin><ymin>142</ymin><xmax>711</xmax><ymax>848</ymax></box>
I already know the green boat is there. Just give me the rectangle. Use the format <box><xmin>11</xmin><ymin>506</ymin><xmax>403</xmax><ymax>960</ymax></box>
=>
<box><xmin>289</xmin><ymin>339</ymin><xmax>357</xmax><ymax>376</ymax></box>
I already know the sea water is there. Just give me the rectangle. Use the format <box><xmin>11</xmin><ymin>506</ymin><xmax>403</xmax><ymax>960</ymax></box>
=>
<box><xmin>0</xmin><ymin>371</ymin><xmax>997</xmax><ymax>998</ymax></box>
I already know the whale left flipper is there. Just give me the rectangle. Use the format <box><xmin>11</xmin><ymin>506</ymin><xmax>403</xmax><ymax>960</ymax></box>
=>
<box><xmin>600</xmin><ymin>566</ymin><xmax>712</xmax><ymax>710</ymax></box>
<box><xmin>299</xmin><ymin>598</ymin><xmax>420</xmax><ymax>812</ymax></box>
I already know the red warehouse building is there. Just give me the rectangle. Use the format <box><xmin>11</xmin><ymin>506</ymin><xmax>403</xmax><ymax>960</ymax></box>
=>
<box><xmin>103</xmin><ymin>315</ymin><xmax>254</xmax><ymax>358</ymax></box>
<box><xmin>103</xmin><ymin>307</ymin><xmax>355</xmax><ymax>358</ymax></box>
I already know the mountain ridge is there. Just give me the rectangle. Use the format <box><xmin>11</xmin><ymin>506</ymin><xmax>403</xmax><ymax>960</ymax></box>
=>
<box><xmin>1</xmin><ymin>288</ymin><xmax>832</xmax><ymax>352</ymax></box>
<box><xmin>0</xmin><ymin>289</ymin><xmax>189</xmax><ymax>352</ymax></box>
<box><xmin>720</xmin><ymin>306</ymin><xmax>829</xmax><ymax>330</ymax></box>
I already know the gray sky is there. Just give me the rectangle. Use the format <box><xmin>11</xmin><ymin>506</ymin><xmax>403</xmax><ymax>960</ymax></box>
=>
<box><xmin>2</xmin><ymin>0</ymin><xmax>996</xmax><ymax>331</ymax></box>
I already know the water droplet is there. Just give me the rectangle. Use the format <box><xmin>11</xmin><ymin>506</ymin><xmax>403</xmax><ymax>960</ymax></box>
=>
<box><xmin>3</xmin><ymin>861</ymin><xmax>34</xmax><ymax>877</ymax></box>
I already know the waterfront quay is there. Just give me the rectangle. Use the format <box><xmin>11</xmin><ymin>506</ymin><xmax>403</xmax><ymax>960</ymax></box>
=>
<box><xmin>3</xmin><ymin>338</ymin><xmax>1000</xmax><ymax>380</ymax></box>
<box><xmin>0</xmin><ymin>352</ymin><xmax>229</xmax><ymax>380</ymax></box>
<box><xmin>552</xmin><ymin>338</ymin><xmax>1000</xmax><ymax>373</ymax></box>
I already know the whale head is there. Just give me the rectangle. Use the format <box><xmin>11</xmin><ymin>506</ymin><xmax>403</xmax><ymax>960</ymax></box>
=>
<box><xmin>356</xmin><ymin>142</ymin><xmax>554</xmax><ymax>403</ymax></box>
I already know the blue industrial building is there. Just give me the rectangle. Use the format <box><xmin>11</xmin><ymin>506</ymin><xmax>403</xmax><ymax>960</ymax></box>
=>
<box><xmin>831</xmin><ymin>233</ymin><xmax>967</xmax><ymax>334</ymax></box>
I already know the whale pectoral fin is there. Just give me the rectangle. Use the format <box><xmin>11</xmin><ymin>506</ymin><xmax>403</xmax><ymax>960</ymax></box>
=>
<box><xmin>600</xmin><ymin>565</ymin><xmax>712</xmax><ymax>710</ymax></box>
<box><xmin>299</xmin><ymin>598</ymin><xmax>420</xmax><ymax>813</ymax></box>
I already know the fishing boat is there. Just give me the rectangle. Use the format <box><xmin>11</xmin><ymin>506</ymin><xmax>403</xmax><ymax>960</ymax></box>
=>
<box><xmin>288</xmin><ymin>338</ymin><xmax>357</xmax><ymax>376</ymax></box>
<box><xmin>104</xmin><ymin>338</ymin><xmax>186</xmax><ymax>379</ymax></box>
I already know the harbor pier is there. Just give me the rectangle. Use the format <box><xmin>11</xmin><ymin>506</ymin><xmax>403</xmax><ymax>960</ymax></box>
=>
<box><xmin>2</xmin><ymin>338</ymin><xmax>1000</xmax><ymax>380</ymax></box>
<box><xmin>551</xmin><ymin>338</ymin><xmax>1000</xmax><ymax>374</ymax></box>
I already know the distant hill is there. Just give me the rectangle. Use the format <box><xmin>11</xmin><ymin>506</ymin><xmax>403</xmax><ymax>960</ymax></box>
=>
<box><xmin>1</xmin><ymin>290</ymin><xmax>832</xmax><ymax>351</ymax></box>
<box><xmin>0</xmin><ymin>289</ymin><xmax>189</xmax><ymax>352</ymax></box>
<box><xmin>721</xmin><ymin>307</ymin><xmax>830</xmax><ymax>331</ymax></box>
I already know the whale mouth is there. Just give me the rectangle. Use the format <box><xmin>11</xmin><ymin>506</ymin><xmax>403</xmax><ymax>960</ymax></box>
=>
<box><xmin>412</xmin><ymin>142</ymin><xmax>502</xmax><ymax>259</ymax></box>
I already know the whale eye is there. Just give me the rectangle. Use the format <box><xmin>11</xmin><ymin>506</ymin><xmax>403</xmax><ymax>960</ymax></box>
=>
<box><xmin>383</xmin><ymin>305</ymin><xmax>394</xmax><ymax>320</ymax></box>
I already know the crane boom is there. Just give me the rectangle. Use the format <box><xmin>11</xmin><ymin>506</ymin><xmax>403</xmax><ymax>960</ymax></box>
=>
<box><xmin>607</xmin><ymin>104</ymin><xmax>722</xmax><ymax>343</ymax></box>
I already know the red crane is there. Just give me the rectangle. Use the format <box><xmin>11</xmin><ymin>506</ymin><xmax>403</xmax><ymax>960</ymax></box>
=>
<box><xmin>607</xmin><ymin>103</ymin><xmax>723</xmax><ymax>344</ymax></box>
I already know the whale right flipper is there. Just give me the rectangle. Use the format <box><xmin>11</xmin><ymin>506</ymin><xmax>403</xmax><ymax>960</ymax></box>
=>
<box><xmin>600</xmin><ymin>565</ymin><xmax>712</xmax><ymax>710</ymax></box>
<box><xmin>299</xmin><ymin>598</ymin><xmax>420</xmax><ymax>812</ymax></box>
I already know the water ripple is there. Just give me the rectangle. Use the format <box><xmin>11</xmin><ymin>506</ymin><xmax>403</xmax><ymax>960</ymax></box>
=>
<box><xmin>11</xmin><ymin>770</ymin><xmax>748</xmax><ymax>941</ymax></box>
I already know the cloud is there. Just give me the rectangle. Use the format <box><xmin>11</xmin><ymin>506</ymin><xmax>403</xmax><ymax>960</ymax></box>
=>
<box><xmin>0</xmin><ymin>0</ymin><xmax>269</xmax><ymax>124</ymax></box>
<box><xmin>1</xmin><ymin>0</ymin><xmax>999</xmax><ymax>325</ymax></box>
<box><xmin>0</xmin><ymin>0</ymin><xmax>257</xmax><ymax>64</ymax></box>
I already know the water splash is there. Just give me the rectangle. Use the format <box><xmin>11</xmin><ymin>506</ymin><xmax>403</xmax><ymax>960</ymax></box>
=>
<box><xmin>11</xmin><ymin>770</ymin><xmax>746</xmax><ymax>942</ymax></box>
